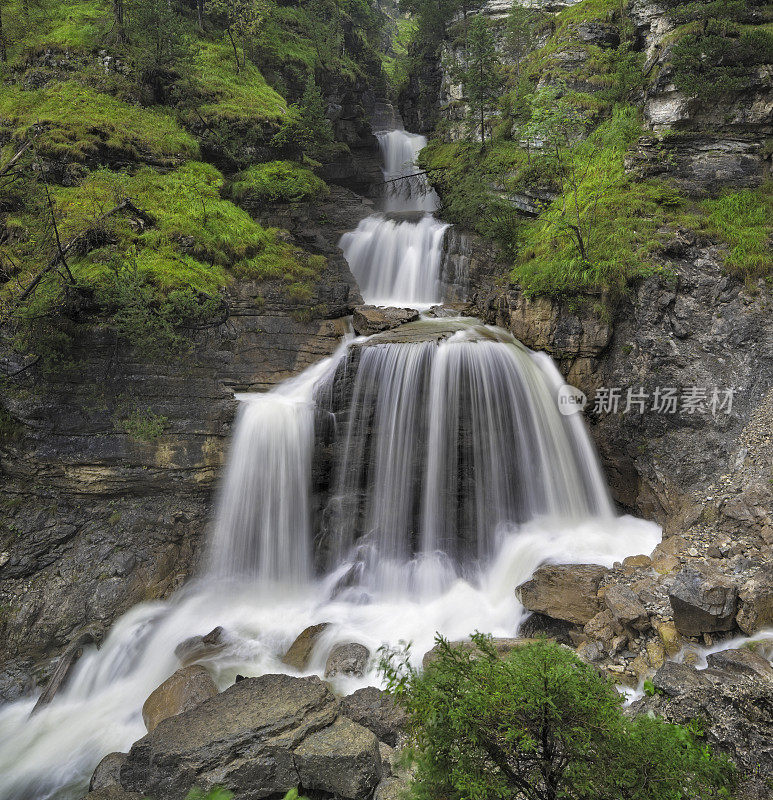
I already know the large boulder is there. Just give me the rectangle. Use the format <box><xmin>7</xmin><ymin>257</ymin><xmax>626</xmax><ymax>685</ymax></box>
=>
<box><xmin>141</xmin><ymin>665</ymin><xmax>219</xmax><ymax>732</ymax></box>
<box><xmin>89</xmin><ymin>752</ymin><xmax>127</xmax><ymax>792</ymax></box>
<box><xmin>706</xmin><ymin>648</ymin><xmax>773</xmax><ymax>679</ymax></box>
<box><xmin>603</xmin><ymin>583</ymin><xmax>649</xmax><ymax>631</ymax></box>
<box><xmin>515</xmin><ymin>564</ymin><xmax>608</xmax><ymax>625</ymax></box>
<box><xmin>282</xmin><ymin>623</ymin><xmax>330</xmax><ymax>671</ymax></box>
<box><xmin>120</xmin><ymin>674</ymin><xmax>338</xmax><ymax>800</ymax></box>
<box><xmin>668</xmin><ymin>566</ymin><xmax>738</xmax><ymax>636</ymax></box>
<box><xmin>339</xmin><ymin>686</ymin><xmax>409</xmax><ymax>747</ymax></box>
<box><xmin>325</xmin><ymin>642</ymin><xmax>370</xmax><ymax>679</ymax></box>
<box><xmin>352</xmin><ymin>306</ymin><xmax>420</xmax><ymax>336</ymax></box>
<box><xmin>294</xmin><ymin>716</ymin><xmax>382</xmax><ymax>799</ymax></box>
<box><xmin>736</xmin><ymin>564</ymin><xmax>773</xmax><ymax>635</ymax></box>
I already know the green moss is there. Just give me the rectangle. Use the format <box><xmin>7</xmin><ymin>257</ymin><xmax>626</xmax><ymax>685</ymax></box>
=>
<box><xmin>118</xmin><ymin>408</ymin><xmax>168</xmax><ymax>441</ymax></box>
<box><xmin>231</xmin><ymin>161</ymin><xmax>329</xmax><ymax>205</ymax></box>
<box><xmin>0</xmin><ymin>82</ymin><xmax>199</xmax><ymax>163</ymax></box>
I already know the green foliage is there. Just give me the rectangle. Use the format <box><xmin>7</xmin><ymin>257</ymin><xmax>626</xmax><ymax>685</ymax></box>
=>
<box><xmin>205</xmin><ymin>0</ymin><xmax>275</xmax><ymax>73</ymax></box>
<box><xmin>700</xmin><ymin>186</ymin><xmax>773</xmax><ymax>279</ymax></box>
<box><xmin>185</xmin><ymin>788</ymin><xmax>234</xmax><ymax>800</ymax></box>
<box><xmin>119</xmin><ymin>407</ymin><xmax>169</xmax><ymax>440</ymax></box>
<box><xmin>271</xmin><ymin>75</ymin><xmax>336</xmax><ymax>161</ymax></box>
<box><xmin>450</xmin><ymin>15</ymin><xmax>503</xmax><ymax>145</ymax></box>
<box><xmin>231</xmin><ymin>161</ymin><xmax>328</xmax><ymax>205</ymax></box>
<box><xmin>282</xmin><ymin>790</ymin><xmax>311</xmax><ymax>800</ymax></box>
<box><xmin>381</xmin><ymin>634</ymin><xmax>736</xmax><ymax>800</ymax></box>
<box><xmin>0</xmin><ymin>82</ymin><xmax>199</xmax><ymax>163</ymax></box>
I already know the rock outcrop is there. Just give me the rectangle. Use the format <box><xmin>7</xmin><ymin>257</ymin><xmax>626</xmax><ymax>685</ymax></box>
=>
<box><xmin>515</xmin><ymin>564</ymin><xmax>608</xmax><ymax>625</ymax></box>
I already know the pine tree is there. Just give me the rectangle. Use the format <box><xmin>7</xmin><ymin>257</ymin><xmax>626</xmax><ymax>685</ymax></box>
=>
<box><xmin>455</xmin><ymin>15</ymin><xmax>502</xmax><ymax>146</ymax></box>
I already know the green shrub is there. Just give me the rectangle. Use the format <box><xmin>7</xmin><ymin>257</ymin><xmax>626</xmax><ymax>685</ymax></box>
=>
<box><xmin>231</xmin><ymin>161</ymin><xmax>328</xmax><ymax>205</ymax></box>
<box><xmin>381</xmin><ymin>634</ymin><xmax>736</xmax><ymax>800</ymax></box>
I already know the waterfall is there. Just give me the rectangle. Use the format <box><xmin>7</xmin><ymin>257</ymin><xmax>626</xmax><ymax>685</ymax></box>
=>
<box><xmin>340</xmin><ymin>127</ymin><xmax>450</xmax><ymax>308</ymax></box>
<box><xmin>317</xmin><ymin>322</ymin><xmax>612</xmax><ymax>595</ymax></box>
<box><xmin>0</xmin><ymin>122</ymin><xmax>663</xmax><ymax>800</ymax></box>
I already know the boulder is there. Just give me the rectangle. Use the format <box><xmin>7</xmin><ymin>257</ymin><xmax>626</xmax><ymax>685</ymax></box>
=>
<box><xmin>174</xmin><ymin>626</ymin><xmax>228</xmax><ymax>666</ymax></box>
<box><xmin>339</xmin><ymin>686</ymin><xmax>409</xmax><ymax>746</ymax></box>
<box><xmin>604</xmin><ymin>583</ymin><xmax>649</xmax><ymax>631</ymax></box>
<box><xmin>89</xmin><ymin>752</ymin><xmax>127</xmax><ymax>791</ymax></box>
<box><xmin>294</xmin><ymin>716</ymin><xmax>382</xmax><ymax>799</ymax></box>
<box><xmin>374</xmin><ymin>776</ymin><xmax>410</xmax><ymax>800</ymax></box>
<box><xmin>518</xmin><ymin>612</ymin><xmax>575</xmax><ymax>645</ymax></box>
<box><xmin>633</xmin><ymin>658</ymin><xmax>773</xmax><ymax>780</ymax></box>
<box><xmin>282</xmin><ymin>623</ymin><xmax>330</xmax><ymax>671</ymax></box>
<box><xmin>120</xmin><ymin>674</ymin><xmax>338</xmax><ymax>800</ymax></box>
<box><xmin>141</xmin><ymin>665</ymin><xmax>219</xmax><ymax>732</ymax></box>
<box><xmin>736</xmin><ymin>564</ymin><xmax>773</xmax><ymax>635</ymax></box>
<box><xmin>668</xmin><ymin>566</ymin><xmax>738</xmax><ymax>636</ymax></box>
<box><xmin>515</xmin><ymin>564</ymin><xmax>608</xmax><ymax>625</ymax></box>
<box><xmin>325</xmin><ymin>642</ymin><xmax>370</xmax><ymax>678</ymax></box>
<box><xmin>706</xmin><ymin>648</ymin><xmax>773</xmax><ymax>679</ymax></box>
<box><xmin>352</xmin><ymin>306</ymin><xmax>420</xmax><ymax>336</ymax></box>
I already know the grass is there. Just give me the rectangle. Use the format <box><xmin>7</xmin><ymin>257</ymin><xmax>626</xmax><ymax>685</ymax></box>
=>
<box><xmin>22</xmin><ymin>161</ymin><xmax>326</xmax><ymax>295</ymax></box>
<box><xmin>189</xmin><ymin>41</ymin><xmax>288</xmax><ymax>126</ymax></box>
<box><xmin>700</xmin><ymin>186</ymin><xmax>773</xmax><ymax>278</ymax></box>
<box><xmin>0</xmin><ymin>82</ymin><xmax>199</xmax><ymax>164</ymax></box>
<box><xmin>231</xmin><ymin>161</ymin><xmax>329</xmax><ymax>205</ymax></box>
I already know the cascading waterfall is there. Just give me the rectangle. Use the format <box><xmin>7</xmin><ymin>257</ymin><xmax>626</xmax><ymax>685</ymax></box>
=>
<box><xmin>0</xmin><ymin>121</ymin><xmax>664</xmax><ymax>800</ymax></box>
<box><xmin>340</xmin><ymin>124</ymin><xmax>450</xmax><ymax>308</ymax></box>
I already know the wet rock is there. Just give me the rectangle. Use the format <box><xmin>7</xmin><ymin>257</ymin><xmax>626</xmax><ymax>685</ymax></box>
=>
<box><xmin>352</xmin><ymin>305</ymin><xmax>420</xmax><ymax>336</ymax></box>
<box><xmin>604</xmin><ymin>583</ymin><xmax>649</xmax><ymax>631</ymax></box>
<box><xmin>32</xmin><ymin>631</ymin><xmax>98</xmax><ymax>712</ymax></box>
<box><xmin>519</xmin><ymin>612</ymin><xmax>575</xmax><ymax>645</ymax></box>
<box><xmin>736</xmin><ymin>564</ymin><xmax>773</xmax><ymax>635</ymax></box>
<box><xmin>516</xmin><ymin>564</ymin><xmax>608</xmax><ymax>625</ymax></box>
<box><xmin>141</xmin><ymin>665</ymin><xmax>219</xmax><ymax>732</ymax></box>
<box><xmin>325</xmin><ymin>642</ymin><xmax>370</xmax><ymax>678</ymax></box>
<box><xmin>652</xmin><ymin>660</ymin><xmax>710</xmax><ymax>697</ymax></box>
<box><xmin>294</xmin><ymin>716</ymin><xmax>382</xmax><ymax>799</ymax></box>
<box><xmin>668</xmin><ymin>566</ymin><xmax>738</xmax><ymax>636</ymax></box>
<box><xmin>174</xmin><ymin>626</ymin><xmax>228</xmax><ymax>666</ymax></box>
<box><xmin>89</xmin><ymin>752</ymin><xmax>127</xmax><ymax>791</ymax></box>
<box><xmin>282</xmin><ymin>623</ymin><xmax>330</xmax><ymax>671</ymax></box>
<box><xmin>81</xmin><ymin>788</ymin><xmax>144</xmax><ymax>800</ymax></box>
<box><xmin>339</xmin><ymin>686</ymin><xmax>409</xmax><ymax>746</ymax></box>
<box><xmin>706</xmin><ymin>648</ymin><xmax>773</xmax><ymax>679</ymax></box>
<box><xmin>121</xmin><ymin>674</ymin><xmax>338</xmax><ymax>799</ymax></box>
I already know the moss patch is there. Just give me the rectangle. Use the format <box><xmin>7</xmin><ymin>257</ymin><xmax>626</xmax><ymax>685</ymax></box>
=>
<box><xmin>231</xmin><ymin>161</ymin><xmax>329</xmax><ymax>205</ymax></box>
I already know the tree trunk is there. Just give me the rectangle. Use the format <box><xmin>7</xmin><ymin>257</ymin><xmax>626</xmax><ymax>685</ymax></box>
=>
<box><xmin>112</xmin><ymin>0</ymin><xmax>125</xmax><ymax>40</ymax></box>
<box><xmin>227</xmin><ymin>27</ymin><xmax>240</xmax><ymax>73</ymax></box>
<box><xmin>197</xmin><ymin>0</ymin><xmax>204</xmax><ymax>29</ymax></box>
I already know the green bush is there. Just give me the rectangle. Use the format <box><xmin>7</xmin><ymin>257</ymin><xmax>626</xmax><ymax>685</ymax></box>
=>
<box><xmin>118</xmin><ymin>408</ymin><xmax>169</xmax><ymax>441</ymax></box>
<box><xmin>232</xmin><ymin>161</ymin><xmax>328</xmax><ymax>205</ymax></box>
<box><xmin>381</xmin><ymin>634</ymin><xmax>736</xmax><ymax>800</ymax></box>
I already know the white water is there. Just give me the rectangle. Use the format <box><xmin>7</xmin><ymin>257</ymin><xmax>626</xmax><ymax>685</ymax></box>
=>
<box><xmin>340</xmin><ymin>128</ymin><xmax>449</xmax><ymax>308</ymax></box>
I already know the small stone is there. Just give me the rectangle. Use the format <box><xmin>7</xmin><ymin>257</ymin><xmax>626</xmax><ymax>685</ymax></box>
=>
<box><xmin>325</xmin><ymin>642</ymin><xmax>371</xmax><ymax>679</ymax></box>
<box><xmin>646</xmin><ymin>639</ymin><xmax>666</xmax><ymax>670</ymax></box>
<box><xmin>655</xmin><ymin>620</ymin><xmax>682</xmax><ymax>656</ymax></box>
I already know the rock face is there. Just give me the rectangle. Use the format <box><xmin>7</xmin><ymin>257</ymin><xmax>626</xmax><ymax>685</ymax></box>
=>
<box><xmin>121</xmin><ymin>674</ymin><xmax>339</xmax><ymax>799</ymax></box>
<box><xmin>281</xmin><ymin>623</ymin><xmax>330</xmax><ymax>671</ymax></box>
<box><xmin>141</xmin><ymin>665</ymin><xmax>219</xmax><ymax>733</ymax></box>
<box><xmin>633</xmin><ymin>658</ymin><xmax>773</xmax><ymax>781</ymax></box>
<box><xmin>736</xmin><ymin>564</ymin><xmax>773</xmax><ymax>635</ymax></box>
<box><xmin>352</xmin><ymin>305</ymin><xmax>420</xmax><ymax>336</ymax></box>
<box><xmin>325</xmin><ymin>642</ymin><xmax>371</xmax><ymax>679</ymax></box>
<box><xmin>515</xmin><ymin>564</ymin><xmax>608</xmax><ymax>625</ymax></box>
<box><xmin>294</xmin><ymin>716</ymin><xmax>382</xmax><ymax>798</ymax></box>
<box><xmin>339</xmin><ymin>687</ymin><xmax>409</xmax><ymax>747</ymax></box>
<box><xmin>89</xmin><ymin>752</ymin><xmax>128</xmax><ymax>791</ymax></box>
<box><xmin>668</xmin><ymin>565</ymin><xmax>738</xmax><ymax>636</ymax></box>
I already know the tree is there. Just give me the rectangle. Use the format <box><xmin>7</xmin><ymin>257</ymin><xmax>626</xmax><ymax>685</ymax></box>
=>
<box><xmin>205</xmin><ymin>0</ymin><xmax>273</xmax><ymax>73</ymax></box>
<box><xmin>126</xmin><ymin>0</ymin><xmax>193</xmax><ymax>101</ymax></box>
<box><xmin>271</xmin><ymin>74</ymin><xmax>334</xmax><ymax>161</ymax></box>
<box><xmin>452</xmin><ymin>15</ymin><xmax>502</xmax><ymax>146</ymax></box>
<box><xmin>381</xmin><ymin>634</ymin><xmax>736</xmax><ymax>800</ymax></box>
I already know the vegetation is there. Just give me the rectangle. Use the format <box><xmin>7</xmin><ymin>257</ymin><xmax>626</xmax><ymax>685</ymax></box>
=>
<box><xmin>381</xmin><ymin>634</ymin><xmax>737</xmax><ymax>800</ymax></box>
<box><xmin>231</xmin><ymin>161</ymin><xmax>329</xmax><ymax>205</ymax></box>
<box><xmin>118</xmin><ymin>407</ymin><xmax>169</xmax><ymax>440</ymax></box>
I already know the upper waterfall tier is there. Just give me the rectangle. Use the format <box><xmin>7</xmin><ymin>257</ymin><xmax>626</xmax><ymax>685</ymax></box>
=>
<box><xmin>376</xmin><ymin>129</ymin><xmax>439</xmax><ymax>213</ymax></box>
